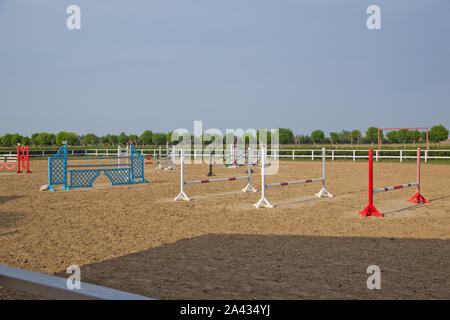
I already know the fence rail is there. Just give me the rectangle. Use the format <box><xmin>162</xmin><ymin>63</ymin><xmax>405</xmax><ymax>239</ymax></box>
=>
<box><xmin>1</xmin><ymin>148</ymin><xmax>450</xmax><ymax>162</ymax></box>
<box><xmin>0</xmin><ymin>264</ymin><xmax>153</xmax><ymax>300</ymax></box>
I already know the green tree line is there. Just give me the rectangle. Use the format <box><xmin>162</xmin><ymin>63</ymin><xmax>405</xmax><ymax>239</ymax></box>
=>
<box><xmin>0</xmin><ymin>125</ymin><xmax>448</xmax><ymax>147</ymax></box>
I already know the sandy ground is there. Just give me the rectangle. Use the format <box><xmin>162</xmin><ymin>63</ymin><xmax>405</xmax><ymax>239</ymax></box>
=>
<box><xmin>0</xmin><ymin>158</ymin><xmax>449</xmax><ymax>299</ymax></box>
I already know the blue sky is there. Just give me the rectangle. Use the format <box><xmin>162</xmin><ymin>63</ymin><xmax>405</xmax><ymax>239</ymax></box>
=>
<box><xmin>1</xmin><ymin>0</ymin><xmax>449</xmax><ymax>136</ymax></box>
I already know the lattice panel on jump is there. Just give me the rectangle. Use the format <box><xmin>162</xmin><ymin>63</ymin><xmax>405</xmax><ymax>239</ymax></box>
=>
<box><xmin>49</xmin><ymin>146</ymin><xmax>67</xmax><ymax>186</ymax></box>
<box><xmin>104</xmin><ymin>168</ymin><xmax>131</xmax><ymax>185</ymax></box>
<box><xmin>69</xmin><ymin>170</ymin><xmax>101</xmax><ymax>188</ymax></box>
<box><xmin>130</xmin><ymin>145</ymin><xmax>145</xmax><ymax>181</ymax></box>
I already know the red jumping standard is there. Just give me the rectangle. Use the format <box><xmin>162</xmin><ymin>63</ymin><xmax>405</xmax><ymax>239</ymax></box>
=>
<box><xmin>359</xmin><ymin>148</ymin><xmax>428</xmax><ymax>217</ymax></box>
<box><xmin>0</xmin><ymin>144</ymin><xmax>31</xmax><ymax>173</ymax></box>
<box><xmin>16</xmin><ymin>144</ymin><xmax>31</xmax><ymax>173</ymax></box>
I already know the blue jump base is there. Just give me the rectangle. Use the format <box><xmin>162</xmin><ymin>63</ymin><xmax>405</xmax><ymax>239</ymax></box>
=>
<box><xmin>48</xmin><ymin>145</ymin><xmax>148</xmax><ymax>191</ymax></box>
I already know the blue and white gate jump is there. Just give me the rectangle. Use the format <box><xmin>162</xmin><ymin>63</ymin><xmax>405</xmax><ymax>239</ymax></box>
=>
<box><xmin>48</xmin><ymin>145</ymin><xmax>147</xmax><ymax>191</ymax></box>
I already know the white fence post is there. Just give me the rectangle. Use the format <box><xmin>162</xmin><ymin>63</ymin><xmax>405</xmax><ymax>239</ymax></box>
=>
<box><xmin>332</xmin><ymin>150</ymin><xmax>334</xmax><ymax>161</ymax></box>
<box><xmin>400</xmin><ymin>150</ymin><xmax>403</xmax><ymax>163</ymax></box>
<box><xmin>312</xmin><ymin>150</ymin><xmax>314</xmax><ymax>161</ymax></box>
<box><xmin>292</xmin><ymin>150</ymin><xmax>294</xmax><ymax>160</ymax></box>
<box><xmin>353</xmin><ymin>150</ymin><xmax>356</xmax><ymax>162</ymax></box>
<box><xmin>375</xmin><ymin>150</ymin><xmax>378</xmax><ymax>162</ymax></box>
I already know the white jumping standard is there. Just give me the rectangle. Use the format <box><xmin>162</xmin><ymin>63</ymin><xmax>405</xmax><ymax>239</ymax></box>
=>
<box><xmin>174</xmin><ymin>149</ymin><xmax>257</xmax><ymax>201</ymax></box>
<box><xmin>158</xmin><ymin>143</ymin><xmax>176</xmax><ymax>170</ymax></box>
<box><xmin>254</xmin><ymin>147</ymin><xmax>333</xmax><ymax>208</ymax></box>
<box><xmin>118</xmin><ymin>145</ymin><xmax>130</xmax><ymax>168</ymax></box>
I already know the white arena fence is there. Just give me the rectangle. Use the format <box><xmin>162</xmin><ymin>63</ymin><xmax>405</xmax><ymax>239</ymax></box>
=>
<box><xmin>1</xmin><ymin>148</ymin><xmax>450</xmax><ymax>163</ymax></box>
<box><xmin>0</xmin><ymin>264</ymin><xmax>153</xmax><ymax>300</ymax></box>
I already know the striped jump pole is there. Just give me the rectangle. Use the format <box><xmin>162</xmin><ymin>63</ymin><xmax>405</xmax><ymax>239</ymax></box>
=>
<box><xmin>254</xmin><ymin>147</ymin><xmax>333</xmax><ymax>209</ymax></box>
<box><xmin>67</xmin><ymin>164</ymin><xmax>131</xmax><ymax>168</ymax></box>
<box><xmin>358</xmin><ymin>148</ymin><xmax>429</xmax><ymax>218</ymax></box>
<box><xmin>174</xmin><ymin>148</ymin><xmax>256</xmax><ymax>201</ymax></box>
<box><xmin>67</xmin><ymin>156</ymin><xmax>129</xmax><ymax>160</ymax></box>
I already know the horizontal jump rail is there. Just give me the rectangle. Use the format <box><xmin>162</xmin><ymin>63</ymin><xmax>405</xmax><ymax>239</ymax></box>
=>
<box><xmin>67</xmin><ymin>156</ymin><xmax>129</xmax><ymax>160</ymax></box>
<box><xmin>67</xmin><ymin>164</ymin><xmax>131</xmax><ymax>168</ymax></box>
<box><xmin>185</xmin><ymin>176</ymin><xmax>248</xmax><ymax>185</ymax></box>
<box><xmin>266</xmin><ymin>177</ymin><xmax>324</xmax><ymax>188</ymax></box>
<box><xmin>373</xmin><ymin>182</ymin><xmax>418</xmax><ymax>194</ymax></box>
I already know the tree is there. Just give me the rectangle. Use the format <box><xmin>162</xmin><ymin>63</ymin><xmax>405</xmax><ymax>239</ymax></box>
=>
<box><xmin>365</xmin><ymin>127</ymin><xmax>381</xmax><ymax>144</ymax></box>
<box><xmin>21</xmin><ymin>136</ymin><xmax>30</xmax><ymax>146</ymax></box>
<box><xmin>256</xmin><ymin>129</ymin><xmax>271</xmax><ymax>145</ymax></box>
<box><xmin>396</xmin><ymin>129</ymin><xmax>410</xmax><ymax>143</ymax></box>
<box><xmin>139</xmin><ymin>131</ymin><xmax>153</xmax><ymax>145</ymax></box>
<box><xmin>386</xmin><ymin>131</ymin><xmax>398</xmax><ymax>143</ymax></box>
<box><xmin>165</xmin><ymin>131</ymin><xmax>175</xmax><ymax>145</ymax></box>
<box><xmin>100</xmin><ymin>135</ymin><xmax>110</xmax><ymax>145</ymax></box>
<box><xmin>407</xmin><ymin>130</ymin><xmax>421</xmax><ymax>144</ymax></box>
<box><xmin>350</xmin><ymin>130</ymin><xmax>361</xmax><ymax>145</ymax></box>
<box><xmin>429</xmin><ymin>125</ymin><xmax>449</xmax><ymax>142</ymax></box>
<box><xmin>36</xmin><ymin>133</ymin><xmax>55</xmax><ymax>146</ymax></box>
<box><xmin>128</xmin><ymin>134</ymin><xmax>139</xmax><ymax>145</ymax></box>
<box><xmin>10</xmin><ymin>134</ymin><xmax>23</xmax><ymax>146</ymax></box>
<box><xmin>329</xmin><ymin>132</ymin><xmax>340</xmax><ymax>145</ymax></box>
<box><xmin>242</xmin><ymin>131</ymin><xmax>256</xmax><ymax>145</ymax></box>
<box><xmin>108</xmin><ymin>135</ymin><xmax>119</xmax><ymax>145</ymax></box>
<box><xmin>56</xmin><ymin>132</ymin><xmax>78</xmax><ymax>145</ymax></box>
<box><xmin>419</xmin><ymin>131</ymin><xmax>427</xmax><ymax>143</ymax></box>
<box><xmin>30</xmin><ymin>133</ymin><xmax>40</xmax><ymax>146</ymax></box>
<box><xmin>118</xmin><ymin>132</ymin><xmax>129</xmax><ymax>145</ymax></box>
<box><xmin>0</xmin><ymin>134</ymin><xmax>13</xmax><ymax>146</ymax></box>
<box><xmin>152</xmin><ymin>133</ymin><xmax>167</xmax><ymax>145</ymax></box>
<box><xmin>224</xmin><ymin>132</ymin><xmax>237</xmax><ymax>145</ymax></box>
<box><xmin>83</xmin><ymin>133</ymin><xmax>99</xmax><ymax>145</ymax></box>
<box><xmin>278</xmin><ymin>128</ymin><xmax>294</xmax><ymax>144</ymax></box>
<box><xmin>338</xmin><ymin>130</ymin><xmax>351</xmax><ymax>143</ymax></box>
<box><xmin>311</xmin><ymin>130</ymin><xmax>325</xmax><ymax>145</ymax></box>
